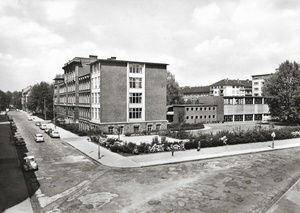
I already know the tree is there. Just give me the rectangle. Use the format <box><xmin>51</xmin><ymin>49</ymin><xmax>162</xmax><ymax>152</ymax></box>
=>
<box><xmin>0</xmin><ymin>90</ymin><xmax>8</xmax><ymax>110</ymax></box>
<box><xmin>263</xmin><ymin>60</ymin><xmax>300</xmax><ymax>122</ymax></box>
<box><xmin>28</xmin><ymin>81</ymin><xmax>54</xmax><ymax>118</ymax></box>
<box><xmin>166</xmin><ymin>71</ymin><xmax>184</xmax><ymax>105</ymax></box>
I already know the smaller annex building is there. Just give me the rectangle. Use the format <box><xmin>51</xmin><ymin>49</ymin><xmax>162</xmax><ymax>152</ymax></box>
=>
<box><xmin>167</xmin><ymin>97</ymin><xmax>224</xmax><ymax>124</ymax></box>
<box><xmin>167</xmin><ymin>96</ymin><xmax>270</xmax><ymax>124</ymax></box>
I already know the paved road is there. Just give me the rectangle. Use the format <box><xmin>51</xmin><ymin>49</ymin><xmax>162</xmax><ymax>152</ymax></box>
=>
<box><xmin>3</xmin><ymin>110</ymin><xmax>300</xmax><ymax>213</ymax></box>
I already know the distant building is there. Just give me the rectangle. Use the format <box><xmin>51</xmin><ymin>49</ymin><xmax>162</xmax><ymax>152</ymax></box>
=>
<box><xmin>181</xmin><ymin>86</ymin><xmax>210</xmax><ymax>102</ymax></box>
<box><xmin>167</xmin><ymin>96</ymin><xmax>224</xmax><ymax>123</ymax></box>
<box><xmin>251</xmin><ymin>74</ymin><xmax>272</xmax><ymax>96</ymax></box>
<box><xmin>21</xmin><ymin>86</ymin><xmax>32</xmax><ymax>111</ymax></box>
<box><xmin>54</xmin><ymin>56</ymin><xmax>168</xmax><ymax>134</ymax></box>
<box><xmin>210</xmin><ymin>79</ymin><xmax>252</xmax><ymax>96</ymax></box>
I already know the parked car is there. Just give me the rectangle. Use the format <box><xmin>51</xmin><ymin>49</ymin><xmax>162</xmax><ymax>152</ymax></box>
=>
<box><xmin>40</xmin><ymin>124</ymin><xmax>47</xmax><ymax>130</ymax></box>
<box><xmin>35</xmin><ymin>121</ymin><xmax>41</xmax><ymax>126</ymax></box>
<box><xmin>13</xmin><ymin>132</ymin><xmax>22</xmax><ymax>140</ymax></box>
<box><xmin>23</xmin><ymin>156</ymin><xmax>38</xmax><ymax>171</ymax></box>
<box><xmin>35</xmin><ymin>133</ymin><xmax>44</xmax><ymax>142</ymax></box>
<box><xmin>50</xmin><ymin>131</ymin><xmax>60</xmax><ymax>138</ymax></box>
<box><xmin>15</xmin><ymin>137</ymin><xmax>26</xmax><ymax>146</ymax></box>
<box><xmin>27</xmin><ymin>116</ymin><xmax>33</xmax><ymax>121</ymax></box>
<box><xmin>44</xmin><ymin>128</ymin><xmax>53</xmax><ymax>134</ymax></box>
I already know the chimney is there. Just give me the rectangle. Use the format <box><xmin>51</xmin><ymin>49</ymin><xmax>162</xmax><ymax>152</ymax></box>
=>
<box><xmin>107</xmin><ymin>56</ymin><xmax>117</xmax><ymax>60</ymax></box>
<box><xmin>89</xmin><ymin>55</ymin><xmax>98</xmax><ymax>62</ymax></box>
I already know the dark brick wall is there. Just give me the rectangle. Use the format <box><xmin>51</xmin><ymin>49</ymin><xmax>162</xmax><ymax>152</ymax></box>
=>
<box><xmin>101</xmin><ymin>62</ymin><xmax>127</xmax><ymax>122</ymax></box>
<box><xmin>145</xmin><ymin>64</ymin><xmax>167</xmax><ymax>121</ymax></box>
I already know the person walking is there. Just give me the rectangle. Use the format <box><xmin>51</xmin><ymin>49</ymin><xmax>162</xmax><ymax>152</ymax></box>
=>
<box><xmin>197</xmin><ymin>140</ymin><xmax>201</xmax><ymax>152</ymax></box>
<box><xmin>171</xmin><ymin>145</ymin><xmax>174</xmax><ymax>156</ymax></box>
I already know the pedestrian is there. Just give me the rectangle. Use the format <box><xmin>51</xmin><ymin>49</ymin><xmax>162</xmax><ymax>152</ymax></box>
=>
<box><xmin>171</xmin><ymin>144</ymin><xmax>174</xmax><ymax>156</ymax></box>
<box><xmin>197</xmin><ymin>140</ymin><xmax>201</xmax><ymax>152</ymax></box>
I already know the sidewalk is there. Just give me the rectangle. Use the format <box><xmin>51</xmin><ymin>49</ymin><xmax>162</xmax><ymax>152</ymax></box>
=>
<box><xmin>23</xmin><ymin>112</ymin><xmax>300</xmax><ymax>212</ymax></box>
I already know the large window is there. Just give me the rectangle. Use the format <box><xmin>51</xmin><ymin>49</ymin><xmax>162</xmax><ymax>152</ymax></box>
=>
<box><xmin>129</xmin><ymin>77</ymin><xmax>142</xmax><ymax>88</ymax></box>
<box><xmin>130</xmin><ymin>64</ymin><xmax>142</xmax><ymax>73</ymax></box>
<box><xmin>129</xmin><ymin>93</ymin><xmax>142</xmax><ymax>103</ymax></box>
<box><xmin>129</xmin><ymin>108</ymin><xmax>142</xmax><ymax>119</ymax></box>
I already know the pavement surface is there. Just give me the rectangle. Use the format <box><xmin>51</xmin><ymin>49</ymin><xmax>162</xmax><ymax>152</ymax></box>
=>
<box><xmin>5</xmin><ymin>110</ymin><xmax>300</xmax><ymax>213</ymax></box>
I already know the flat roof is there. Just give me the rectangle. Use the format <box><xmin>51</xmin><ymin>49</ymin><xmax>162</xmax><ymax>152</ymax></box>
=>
<box><xmin>89</xmin><ymin>58</ymin><xmax>169</xmax><ymax>66</ymax></box>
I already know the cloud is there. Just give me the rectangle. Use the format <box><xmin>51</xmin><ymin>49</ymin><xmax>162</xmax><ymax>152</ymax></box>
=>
<box><xmin>194</xmin><ymin>36</ymin><xmax>234</xmax><ymax>57</ymax></box>
<box><xmin>0</xmin><ymin>16</ymin><xmax>64</xmax><ymax>46</ymax></box>
<box><xmin>43</xmin><ymin>0</ymin><xmax>77</xmax><ymax>21</ymax></box>
<box><xmin>192</xmin><ymin>3</ymin><xmax>220</xmax><ymax>27</ymax></box>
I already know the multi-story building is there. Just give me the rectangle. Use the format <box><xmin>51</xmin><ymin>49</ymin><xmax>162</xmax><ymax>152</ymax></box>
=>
<box><xmin>54</xmin><ymin>56</ymin><xmax>168</xmax><ymax>134</ymax></box>
<box><xmin>210</xmin><ymin>79</ymin><xmax>252</xmax><ymax>96</ymax></box>
<box><xmin>53</xmin><ymin>55</ymin><xmax>98</xmax><ymax>125</ymax></box>
<box><xmin>181</xmin><ymin>86</ymin><xmax>210</xmax><ymax>103</ymax></box>
<box><xmin>88</xmin><ymin>57</ymin><xmax>168</xmax><ymax>134</ymax></box>
<box><xmin>223</xmin><ymin>96</ymin><xmax>270</xmax><ymax>122</ymax></box>
<box><xmin>21</xmin><ymin>86</ymin><xmax>32</xmax><ymax>111</ymax></box>
<box><xmin>167</xmin><ymin>96</ymin><xmax>224</xmax><ymax>123</ymax></box>
<box><xmin>251</xmin><ymin>74</ymin><xmax>272</xmax><ymax>96</ymax></box>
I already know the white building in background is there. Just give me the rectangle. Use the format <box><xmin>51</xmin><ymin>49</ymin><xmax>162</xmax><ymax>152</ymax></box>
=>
<box><xmin>251</xmin><ymin>74</ymin><xmax>273</xmax><ymax>96</ymax></box>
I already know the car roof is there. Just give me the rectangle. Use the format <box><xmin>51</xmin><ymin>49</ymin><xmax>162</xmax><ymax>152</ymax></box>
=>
<box><xmin>35</xmin><ymin>133</ymin><xmax>43</xmax><ymax>136</ymax></box>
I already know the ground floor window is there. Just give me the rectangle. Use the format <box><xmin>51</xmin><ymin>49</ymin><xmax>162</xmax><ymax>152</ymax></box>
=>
<box><xmin>108</xmin><ymin>126</ymin><xmax>114</xmax><ymax>134</ymax></box>
<box><xmin>147</xmin><ymin>125</ymin><xmax>152</xmax><ymax>132</ymax></box>
<box><xmin>245</xmin><ymin>114</ymin><xmax>253</xmax><ymax>121</ymax></box>
<box><xmin>156</xmin><ymin>124</ymin><xmax>161</xmax><ymax>130</ymax></box>
<box><xmin>254</xmin><ymin>114</ymin><xmax>262</xmax><ymax>121</ymax></box>
<box><xmin>134</xmin><ymin>126</ymin><xmax>139</xmax><ymax>133</ymax></box>
<box><xmin>234</xmin><ymin>115</ymin><xmax>243</xmax><ymax>121</ymax></box>
<box><xmin>224</xmin><ymin>115</ymin><xmax>233</xmax><ymax>122</ymax></box>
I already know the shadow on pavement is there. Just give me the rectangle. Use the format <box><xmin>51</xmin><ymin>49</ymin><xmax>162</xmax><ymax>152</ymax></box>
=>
<box><xmin>0</xmin><ymin>115</ymin><xmax>40</xmax><ymax>212</ymax></box>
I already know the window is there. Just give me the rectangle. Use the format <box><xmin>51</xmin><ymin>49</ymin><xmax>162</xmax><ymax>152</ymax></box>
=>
<box><xmin>156</xmin><ymin>124</ymin><xmax>161</xmax><ymax>130</ymax></box>
<box><xmin>186</xmin><ymin>116</ymin><xmax>189</xmax><ymax>119</ymax></box>
<box><xmin>147</xmin><ymin>125</ymin><xmax>152</xmax><ymax>132</ymax></box>
<box><xmin>129</xmin><ymin>108</ymin><xmax>142</xmax><ymax>119</ymax></box>
<box><xmin>129</xmin><ymin>93</ymin><xmax>142</xmax><ymax>103</ymax></box>
<box><xmin>108</xmin><ymin>126</ymin><xmax>114</xmax><ymax>133</ymax></box>
<box><xmin>129</xmin><ymin>77</ymin><xmax>142</xmax><ymax>88</ymax></box>
<box><xmin>134</xmin><ymin>126</ymin><xmax>139</xmax><ymax>133</ymax></box>
<box><xmin>191</xmin><ymin>108</ymin><xmax>194</xmax><ymax>111</ymax></box>
<box><xmin>130</xmin><ymin>64</ymin><xmax>142</xmax><ymax>73</ymax></box>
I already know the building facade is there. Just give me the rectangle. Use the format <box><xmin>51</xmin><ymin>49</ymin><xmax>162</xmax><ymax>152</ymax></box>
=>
<box><xmin>251</xmin><ymin>74</ymin><xmax>272</xmax><ymax>96</ymax></box>
<box><xmin>210</xmin><ymin>79</ymin><xmax>252</xmax><ymax>96</ymax></box>
<box><xmin>54</xmin><ymin>56</ymin><xmax>168</xmax><ymax>134</ymax></box>
<box><xmin>21</xmin><ymin>86</ymin><xmax>32</xmax><ymax>111</ymax></box>
<box><xmin>167</xmin><ymin>96</ymin><xmax>224</xmax><ymax>124</ymax></box>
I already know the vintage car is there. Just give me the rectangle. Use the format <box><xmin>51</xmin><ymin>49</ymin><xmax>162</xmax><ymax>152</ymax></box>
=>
<box><xmin>39</xmin><ymin>124</ymin><xmax>47</xmax><ymax>130</ymax></box>
<box><xmin>15</xmin><ymin>137</ymin><xmax>26</xmax><ymax>146</ymax></box>
<box><xmin>23</xmin><ymin>156</ymin><xmax>38</xmax><ymax>171</ymax></box>
<box><xmin>27</xmin><ymin>116</ymin><xmax>33</xmax><ymax>121</ymax></box>
<box><xmin>50</xmin><ymin>131</ymin><xmax>60</xmax><ymax>138</ymax></box>
<box><xmin>35</xmin><ymin>121</ymin><xmax>41</xmax><ymax>126</ymax></box>
<box><xmin>44</xmin><ymin>127</ymin><xmax>53</xmax><ymax>134</ymax></box>
<box><xmin>13</xmin><ymin>131</ymin><xmax>22</xmax><ymax>140</ymax></box>
<box><xmin>35</xmin><ymin>133</ymin><xmax>45</xmax><ymax>142</ymax></box>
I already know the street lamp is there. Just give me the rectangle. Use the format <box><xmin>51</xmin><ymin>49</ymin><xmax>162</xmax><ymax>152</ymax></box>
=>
<box><xmin>87</xmin><ymin>127</ymin><xmax>103</xmax><ymax>159</ymax></box>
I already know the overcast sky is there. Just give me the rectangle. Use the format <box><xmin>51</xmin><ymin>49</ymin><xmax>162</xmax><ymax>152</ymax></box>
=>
<box><xmin>1</xmin><ymin>0</ymin><xmax>300</xmax><ymax>92</ymax></box>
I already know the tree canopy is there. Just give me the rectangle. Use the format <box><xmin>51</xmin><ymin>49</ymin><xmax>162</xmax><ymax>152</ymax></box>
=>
<box><xmin>166</xmin><ymin>71</ymin><xmax>184</xmax><ymax>105</ymax></box>
<box><xmin>28</xmin><ymin>81</ymin><xmax>54</xmax><ymax>117</ymax></box>
<box><xmin>263</xmin><ymin>60</ymin><xmax>300</xmax><ymax>121</ymax></box>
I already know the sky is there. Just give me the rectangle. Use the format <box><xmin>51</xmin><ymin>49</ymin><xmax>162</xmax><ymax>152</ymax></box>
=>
<box><xmin>1</xmin><ymin>0</ymin><xmax>300</xmax><ymax>92</ymax></box>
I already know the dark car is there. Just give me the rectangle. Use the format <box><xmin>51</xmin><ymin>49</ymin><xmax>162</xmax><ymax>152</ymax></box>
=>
<box><xmin>15</xmin><ymin>137</ymin><xmax>26</xmax><ymax>146</ymax></box>
<box><xmin>35</xmin><ymin>121</ymin><xmax>41</xmax><ymax>126</ymax></box>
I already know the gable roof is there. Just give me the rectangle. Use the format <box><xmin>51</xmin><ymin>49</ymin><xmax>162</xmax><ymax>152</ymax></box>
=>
<box><xmin>181</xmin><ymin>86</ymin><xmax>210</xmax><ymax>95</ymax></box>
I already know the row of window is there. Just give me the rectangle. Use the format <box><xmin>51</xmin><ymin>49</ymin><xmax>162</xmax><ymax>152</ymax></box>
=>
<box><xmin>91</xmin><ymin>92</ymin><xmax>100</xmax><ymax>104</ymax></box>
<box><xmin>129</xmin><ymin>93</ymin><xmax>142</xmax><ymax>103</ymax></box>
<box><xmin>224</xmin><ymin>114</ymin><xmax>264</xmax><ymax>122</ymax></box>
<box><xmin>129</xmin><ymin>77</ymin><xmax>142</xmax><ymax>89</ymax></box>
<box><xmin>224</xmin><ymin>98</ymin><xmax>264</xmax><ymax>105</ymax></box>
<box><xmin>92</xmin><ymin>63</ymin><xmax>100</xmax><ymax>74</ymax></box>
<box><xmin>129</xmin><ymin>108</ymin><xmax>142</xmax><ymax>119</ymax></box>
<box><xmin>186</xmin><ymin>107</ymin><xmax>215</xmax><ymax>111</ymax></box>
<box><xmin>186</xmin><ymin>115</ymin><xmax>216</xmax><ymax>120</ymax></box>
<box><xmin>129</xmin><ymin>64</ymin><xmax>143</xmax><ymax>74</ymax></box>
<box><xmin>91</xmin><ymin>76</ymin><xmax>100</xmax><ymax>89</ymax></box>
